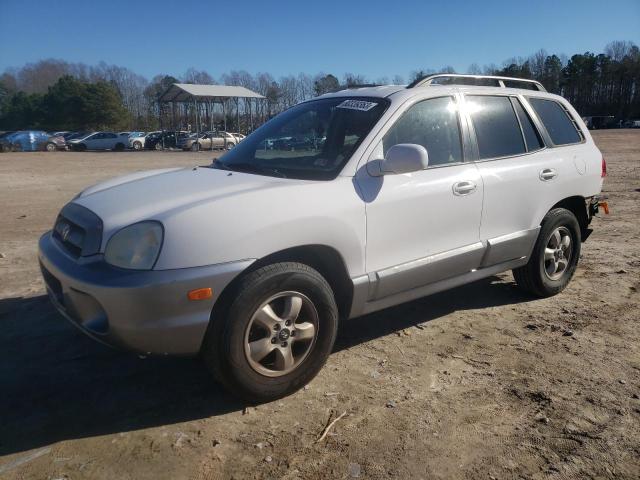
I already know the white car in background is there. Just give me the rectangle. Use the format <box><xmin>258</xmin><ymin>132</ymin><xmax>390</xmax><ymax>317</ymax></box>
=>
<box><xmin>129</xmin><ymin>131</ymin><xmax>159</xmax><ymax>150</ymax></box>
<box><xmin>68</xmin><ymin>132</ymin><xmax>127</xmax><ymax>151</ymax></box>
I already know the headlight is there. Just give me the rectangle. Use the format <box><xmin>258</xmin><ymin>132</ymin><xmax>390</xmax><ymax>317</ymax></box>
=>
<box><xmin>104</xmin><ymin>221</ymin><xmax>163</xmax><ymax>270</ymax></box>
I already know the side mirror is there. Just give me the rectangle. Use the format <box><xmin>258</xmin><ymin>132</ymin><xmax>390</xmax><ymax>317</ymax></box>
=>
<box><xmin>381</xmin><ymin>144</ymin><xmax>429</xmax><ymax>175</ymax></box>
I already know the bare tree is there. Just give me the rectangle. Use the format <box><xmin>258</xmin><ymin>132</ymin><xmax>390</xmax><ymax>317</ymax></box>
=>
<box><xmin>467</xmin><ymin>63</ymin><xmax>482</xmax><ymax>75</ymax></box>
<box><xmin>605</xmin><ymin>40</ymin><xmax>635</xmax><ymax>62</ymax></box>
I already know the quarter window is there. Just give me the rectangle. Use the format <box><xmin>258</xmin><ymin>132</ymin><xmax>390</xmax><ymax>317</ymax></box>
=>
<box><xmin>512</xmin><ymin>98</ymin><xmax>544</xmax><ymax>152</ymax></box>
<box><xmin>382</xmin><ymin>96</ymin><xmax>462</xmax><ymax>166</ymax></box>
<box><xmin>527</xmin><ymin>98</ymin><xmax>583</xmax><ymax>145</ymax></box>
<box><xmin>466</xmin><ymin>95</ymin><xmax>526</xmax><ymax>159</ymax></box>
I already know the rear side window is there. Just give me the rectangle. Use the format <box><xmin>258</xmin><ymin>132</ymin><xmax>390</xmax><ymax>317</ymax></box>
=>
<box><xmin>383</xmin><ymin>96</ymin><xmax>462</xmax><ymax>166</ymax></box>
<box><xmin>512</xmin><ymin>98</ymin><xmax>544</xmax><ymax>152</ymax></box>
<box><xmin>527</xmin><ymin>98</ymin><xmax>583</xmax><ymax>145</ymax></box>
<box><xmin>466</xmin><ymin>95</ymin><xmax>525</xmax><ymax>159</ymax></box>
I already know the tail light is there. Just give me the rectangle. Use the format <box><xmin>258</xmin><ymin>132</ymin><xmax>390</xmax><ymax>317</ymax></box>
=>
<box><xmin>601</xmin><ymin>157</ymin><xmax>607</xmax><ymax>178</ymax></box>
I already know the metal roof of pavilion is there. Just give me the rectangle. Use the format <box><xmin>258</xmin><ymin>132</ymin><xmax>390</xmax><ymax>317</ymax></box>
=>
<box><xmin>159</xmin><ymin>83</ymin><xmax>265</xmax><ymax>102</ymax></box>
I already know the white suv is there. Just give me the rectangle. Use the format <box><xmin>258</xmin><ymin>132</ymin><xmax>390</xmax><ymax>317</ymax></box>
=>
<box><xmin>39</xmin><ymin>75</ymin><xmax>605</xmax><ymax>401</ymax></box>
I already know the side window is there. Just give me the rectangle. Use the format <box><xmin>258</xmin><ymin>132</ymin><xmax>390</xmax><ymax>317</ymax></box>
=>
<box><xmin>382</xmin><ymin>96</ymin><xmax>462</xmax><ymax>166</ymax></box>
<box><xmin>527</xmin><ymin>98</ymin><xmax>583</xmax><ymax>145</ymax></box>
<box><xmin>466</xmin><ymin>95</ymin><xmax>526</xmax><ymax>159</ymax></box>
<box><xmin>512</xmin><ymin>98</ymin><xmax>544</xmax><ymax>152</ymax></box>
<box><xmin>106</xmin><ymin>133</ymin><xmax>117</xmax><ymax>139</ymax></box>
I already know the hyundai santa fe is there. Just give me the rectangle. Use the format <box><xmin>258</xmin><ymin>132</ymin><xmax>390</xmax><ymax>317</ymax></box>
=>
<box><xmin>39</xmin><ymin>74</ymin><xmax>606</xmax><ymax>401</ymax></box>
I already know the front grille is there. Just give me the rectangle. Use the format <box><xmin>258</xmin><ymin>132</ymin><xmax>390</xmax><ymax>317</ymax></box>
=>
<box><xmin>40</xmin><ymin>262</ymin><xmax>63</xmax><ymax>306</ymax></box>
<box><xmin>52</xmin><ymin>203</ymin><xmax>103</xmax><ymax>257</ymax></box>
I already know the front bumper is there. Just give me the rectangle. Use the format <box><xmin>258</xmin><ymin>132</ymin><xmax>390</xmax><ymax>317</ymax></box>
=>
<box><xmin>38</xmin><ymin>231</ymin><xmax>253</xmax><ymax>355</ymax></box>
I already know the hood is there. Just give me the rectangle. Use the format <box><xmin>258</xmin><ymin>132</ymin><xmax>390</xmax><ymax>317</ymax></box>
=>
<box><xmin>73</xmin><ymin>166</ymin><xmax>291</xmax><ymax>233</ymax></box>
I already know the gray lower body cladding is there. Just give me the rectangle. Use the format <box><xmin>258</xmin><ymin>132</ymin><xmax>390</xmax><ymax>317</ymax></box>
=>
<box><xmin>348</xmin><ymin>227</ymin><xmax>540</xmax><ymax>318</ymax></box>
<box><xmin>38</xmin><ymin>231</ymin><xmax>253</xmax><ymax>355</ymax></box>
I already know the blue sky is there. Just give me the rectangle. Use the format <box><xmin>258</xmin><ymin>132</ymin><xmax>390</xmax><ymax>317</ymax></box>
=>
<box><xmin>1</xmin><ymin>0</ymin><xmax>638</xmax><ymax>81</ymax></box>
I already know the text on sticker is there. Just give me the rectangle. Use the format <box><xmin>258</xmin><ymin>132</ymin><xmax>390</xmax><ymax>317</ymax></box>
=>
<box><xmin>336</xmin><ymin>100</ymin><xmax>378</xmax><ymax>112</ymax></box>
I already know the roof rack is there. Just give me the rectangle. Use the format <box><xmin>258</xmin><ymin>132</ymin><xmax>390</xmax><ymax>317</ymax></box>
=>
<box><xmin>407</xmin><ymin>74</ymin><xmax>546</xmax><ymax>92</ymax></box>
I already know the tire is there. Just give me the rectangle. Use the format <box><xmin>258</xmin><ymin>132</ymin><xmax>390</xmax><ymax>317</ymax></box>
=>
<box><xmin>133</xmin><ymin>141</ymin><xmax>142</xmax><ymax>150</ymax></box>
<box><xmin>75</xmin><ymin>143</ymin><xmax>87</xmax><ymax>152</ymax></box>
<box><xmin>225</xmin><ymin>142</ymin><xmax>235</xmax><ymax>150</ymax></box>
<box><xmin>45</xmin><ymin>142</ymin><xmax>57</xmax><ymax>152</ymax></box>
<box><xmin>201</xmin><ymin>262</ymin><xmax>338</xmax><ymax>402</ymax></box>
<box><xmin>114</xmin><ymin>143</ymin><xmax>125</xmax><ymax>152</ymax></box>
<box><xmin>191</xmin><ymin>143</ymin><xmax>200</xmax><ymax>152</ymax></box>
<box><xmin>513</xmin><ymin>208</ymin><xmax>581</xmax><ymax>297</ymax></box>
<box><xmin>154</xmin><ymin>142</ymin><xmax>162</xmax><ymax>151</ymax></box>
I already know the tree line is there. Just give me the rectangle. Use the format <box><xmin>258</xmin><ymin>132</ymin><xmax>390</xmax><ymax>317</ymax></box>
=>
<box><xmin>0</xmin><ymin>40</ymin><xmax>638</xmax><ymax>132</ymax></box>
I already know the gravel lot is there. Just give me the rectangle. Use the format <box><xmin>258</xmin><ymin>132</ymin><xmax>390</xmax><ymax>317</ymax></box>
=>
<box><xmin>1</xmin><ymin>131</ymin><xmax>639</xmax><ymax>479</ymax></box>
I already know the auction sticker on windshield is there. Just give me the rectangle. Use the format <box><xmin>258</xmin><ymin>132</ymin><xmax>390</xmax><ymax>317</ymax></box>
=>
<box><xmin>336</xmin><ymin>99</ymin><xmax>378</xmax><ymax>111</ymax></box>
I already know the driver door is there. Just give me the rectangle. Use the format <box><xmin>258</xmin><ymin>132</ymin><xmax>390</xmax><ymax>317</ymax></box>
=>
<box><xmin>361</xmin><ymin>95</ymin><xmax>484</xmax><ymax>299</ymax></box>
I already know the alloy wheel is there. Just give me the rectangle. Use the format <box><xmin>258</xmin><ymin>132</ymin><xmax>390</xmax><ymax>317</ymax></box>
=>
<box><xmin>543</xmin><ymin>226</ymin><xmax>573</xmax><ymax>280</ymax></box>
<box><xmin>243</xmin><ymin>291</ymin><xmax>319</xmax><ymax>377</ymax></box>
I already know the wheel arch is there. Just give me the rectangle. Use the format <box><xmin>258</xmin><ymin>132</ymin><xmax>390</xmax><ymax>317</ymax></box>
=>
<box><xmin>210</xmin><ymin>244</ymin><xmax>354</xmax><ymax>326</ymax></box>
<box><xmin>549</xmin><ymin>195</ymin><xmax>590</xmax><ymax>240</ymax></box>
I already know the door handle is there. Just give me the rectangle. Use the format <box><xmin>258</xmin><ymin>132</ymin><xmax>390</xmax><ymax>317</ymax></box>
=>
<box><xmin>539</xmin><ymin>168</ymin><xmax>557</xmax><ymax>181</ymax></box>
<box><xmin>452</xmin><ymin>180</ymin><xmax>477</xmax><ymax>196</ymax></box>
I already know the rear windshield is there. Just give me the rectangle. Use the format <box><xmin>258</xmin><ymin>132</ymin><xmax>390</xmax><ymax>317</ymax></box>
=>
<box><xmin>214</xmin><ymin>97</ymin><xmax>389</xmax><ymax>180</ymax></box>
<box><xmin>528</xmin><ymin>98</ymin><xmax>583</xmax><ymax>146</ymax></box>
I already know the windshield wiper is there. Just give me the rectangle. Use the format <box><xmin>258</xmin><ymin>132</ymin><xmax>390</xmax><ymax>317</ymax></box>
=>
<box><xmin>214</xmin><ymin>162</ymin><xmax>288</xmax><ymax>178</ymax></box>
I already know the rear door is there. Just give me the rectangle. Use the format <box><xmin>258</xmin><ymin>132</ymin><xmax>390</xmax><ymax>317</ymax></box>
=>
<box><xmin>104</xmin><ymin>133</ymin><xmax>118</xmax><ymax>149</ymax></box>
<box><xmin>462</xmin><ymin>94</ymin><xmax>565</xmax><ymax>266</ymax></box>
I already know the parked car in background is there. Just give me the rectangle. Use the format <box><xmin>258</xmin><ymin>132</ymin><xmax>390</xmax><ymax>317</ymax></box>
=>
<box><xmin>128</xmin><ymin>131</ymin><xmax>157</xmax><ymax>150</ymax></box>
<box><xmin>179</xmin><ymin>131</ymin><xmax>237</xmax><ymax>151</ymax></box>
<box><xmin>65</xmin><ymin>132</ymin><xmax>86</xmax><ymax>139</ymax></box>
<box><xmin>229</xmin><ymin>132</ymin><xmax>246</xmax><ymax>142</ymax></box>
<box><xmin>68</xmin><ymin>132</ymin><xmax>127</xmax><ymax>151</ymax></box>
<box><xmin>144</xmin><ymin>131</ymin><xmax>190</xmax><ymax>150</ymax></box>
<box><xmin>0</xmin><ymin>130</ymin><xmax>66</xmax><ymax>151</ymax></box>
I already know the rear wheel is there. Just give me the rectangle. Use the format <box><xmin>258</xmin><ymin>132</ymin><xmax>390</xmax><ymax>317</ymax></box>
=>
<box><xmin>513</xmin><ymin>208</ymin><xmax>581</xmax><ymax>297</ymax></box>
<box><xmin>45</xmin><ymin>142</ymin><xmax>57</xmax><ymax>152</ymax></box>
<box><xmin>114</xmin><ymin>143</ymin><xmax>125</xmax><ymax>151</ymax></box>
<box><xmin>132</xmin><ymin>141</ymin><xmax>142</xmax><ymax>150</ymax></box>
<box><xmin>191</xmin><ymin>142</ymin><xmax>200</xmax><ymax>152</ymax></box>
<box><xmin>202</xmin><ymin>262</ymin><xmax>338</xmax><ymax>402</ymax></box>
<box><xmin>154</xmin><ymin>142</ymin><xmax>162</xmax><ymax>151</ymax></box>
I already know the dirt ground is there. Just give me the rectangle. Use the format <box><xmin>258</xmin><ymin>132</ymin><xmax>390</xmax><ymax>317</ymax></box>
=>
<box><xmin>1</xmin><ymin>132</ymin><xmax>639</xmax><ymax>480</ymax></box>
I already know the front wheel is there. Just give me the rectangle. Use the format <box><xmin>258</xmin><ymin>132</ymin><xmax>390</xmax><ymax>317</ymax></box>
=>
<box><xmin>513</xmin><ymin>208</ymin><xmax>581</xmax><ymax>297</ymax></box>
<box><xmin>132</xmin><ymin>141</ymin><xmax>142</xmax><ymax>150</ymax></box>
<box><xmin>154</xmin><ymin>142</ymin><xmax>162</xmax><ymax>151</ymax></box>
<box><xmin>201</xmin><ymin>262</ymin><xmax>338</xmax><ymax>402</ymax></box>
<box><xmin>45</xmin><ymin>142</ymin><xmax>57</xmax><ymax>152</ymax></box>
<box><xmin>191</xmin><ymin>142</ymin><xmax>200</xmax><ymax>152</ymax></box>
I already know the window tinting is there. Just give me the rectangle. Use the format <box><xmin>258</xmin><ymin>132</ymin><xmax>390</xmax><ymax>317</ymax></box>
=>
<box><xmin>528</xmin><ymin>98</ymin><xmax>582</xmax><ymax>145</ymax></box>
<box><xmin>382</xmin><ymin>96</ymin><xmax>462</xmax><ymax>166</ymax></box>
<box><xmin>467</xmin><ymin>95</ymin><xmax>525</xmax><ymax>159</ymax></box>
<box><xmin>512</xmin><ymin>98</ymin><xmax>544</xmax><ymax>151</ymax></box>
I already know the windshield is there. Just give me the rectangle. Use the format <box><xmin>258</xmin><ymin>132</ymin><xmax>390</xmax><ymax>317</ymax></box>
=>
<box><xmin>213</xmin><ymin>97</ymin><xmax>389</xmax><ymax>180</ymax></box>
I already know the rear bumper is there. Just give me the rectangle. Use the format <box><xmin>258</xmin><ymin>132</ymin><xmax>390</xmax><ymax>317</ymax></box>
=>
<box><xmin>38</xmin><ymin>231</ymin><xmax>253</xmax><ymax>355</ymax></box>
